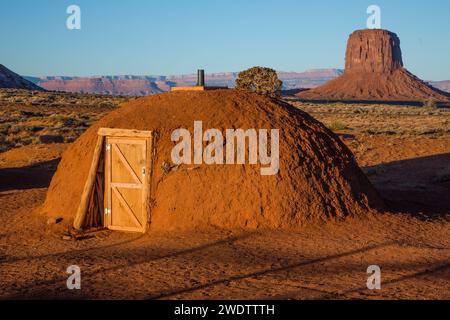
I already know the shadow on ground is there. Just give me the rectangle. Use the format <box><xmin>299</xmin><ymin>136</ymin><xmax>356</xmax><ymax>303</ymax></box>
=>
<box><xmin>7</xmin><ymin>237</ymin><xmax>448</xmax><ymax>300</ymax></box>
<box><xmin>0</xmin><ymin>159</ymin><xmax>60</xmax><ymax>192</ymax></box>
<box><xmin>364</xmin><ymin>153</ymin><xmax>450</xmax><ymax>218</ymax></box>
<box><xmin>2</xmin><ymin>232</ymin><xmax>255</xmax><ymax>299</ymax></box>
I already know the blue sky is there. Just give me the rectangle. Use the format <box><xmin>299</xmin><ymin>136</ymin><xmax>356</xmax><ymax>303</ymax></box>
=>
<box><xmin>0</xmin><ymin>0</ymin><xmax>449</xmax><ymax>80</ymax></box>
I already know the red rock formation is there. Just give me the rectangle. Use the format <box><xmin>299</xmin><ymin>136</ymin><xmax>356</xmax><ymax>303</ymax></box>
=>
<box><xmin>298</xmin><ymin>29</ymin><xmax>450</xmax><ymax>102</ymax></box>
<box><xmin>345</xmin><ymin>30</ymin><xmax>403</xmax><ymax>74</ymax></box>
<box><xmin>39</xmin><ymin>78</ymin><xmax>163</xmax><ymax>96</ymax></box>
<box><xmin>0</xmin><ymin>64</ymin><xmax>43</xmax><ymax>91</ymax></box>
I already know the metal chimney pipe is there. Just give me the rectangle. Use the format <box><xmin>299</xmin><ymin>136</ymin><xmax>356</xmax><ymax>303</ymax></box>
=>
<box><xmin>197</xmin><ymin>69</ymin><xmax>205</xmax><ymax>86</ymax></box>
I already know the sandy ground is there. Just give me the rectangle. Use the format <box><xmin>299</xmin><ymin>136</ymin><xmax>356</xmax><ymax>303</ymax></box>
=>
<box><xmin>0</xmin><ymin>104</ymin><xmax>449</xmax><ymax>300</ymax></box>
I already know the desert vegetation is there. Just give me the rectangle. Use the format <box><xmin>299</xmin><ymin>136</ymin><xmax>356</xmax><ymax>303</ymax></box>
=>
<box><xmin>0</xmin><ymin>89</ymin><xmax>131</xmax><ymax>152</ymax></box>
<box><xmin>288</xmin><ymin>101</ymin><xmax>450</xmax><ymax>138</ymax></box>
<box><xmin>2</xmin><ymin>88</ymin><xmax>449</xmax><ymax>156</ymax></box>
<box><xmin>235</xmin><ymin>66</ymin><xmax>283</xmax><ymax>98</ymax></box>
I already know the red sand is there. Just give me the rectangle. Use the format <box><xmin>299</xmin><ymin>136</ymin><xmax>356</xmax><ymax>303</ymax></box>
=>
<box><xmin>42</xmin><ymin>90</ymin><xmax>383</xmax><ymax>231</ymax></box>
<box><xmin>0</xmin><ymin>103</ymin><xmax>448</xmax><ymax>299</ymax></box>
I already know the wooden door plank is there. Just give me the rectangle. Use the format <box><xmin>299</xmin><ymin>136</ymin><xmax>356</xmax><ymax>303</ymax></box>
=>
<box><xmin>105</xmin><ymin>137</ymin><xmax>112</xmax><ymax>227</ymax></box>
<box><xmin>98</xmin><ymin>128</ymin><xmax>152</xmax><ymax>138</ymax></box>
<box><xmin>109</xmin><ymin>138</ymin><xmax>146</xmax><ymax>145</ymax></box>
<box><xmin>142</xmin><ymin>135</ymin><xmax>152</xmax><ymax>232</ymax></box>
<box><xmin>112</xmin><ymin>186</ymin><xmax>143</xmax><ymax>229</ymax></box>
<box><xmin>112</xmin><ymin>144</ymin><xmax>142</xmax><ymax>184</ymax></box>
<box><xmin>73</xmin><ymin>135</ymin><xmax>104</xmax><ymax>230</ymax></box>
<box><xmin>111</xmin><ymin>182</ymin><xmax>143</xmax><ymax>189</ymax></box>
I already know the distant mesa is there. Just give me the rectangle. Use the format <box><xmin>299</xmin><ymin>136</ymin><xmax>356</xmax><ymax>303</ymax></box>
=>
<box><xmin>25</xmin><ymin>69</ymin><xmax>344</xmax><ymax>96</ymax></box>
<box><xmin>431</xmin><ymin>80</ymin><xmax>450</xmax><ymax>93</ymax></box>
<box><xmin>0</xmin><ymin>64</ymin><xmax>43</xmax><ymax>91</ymax></box>
<box><xmin>297</xmin><ymin>29</ymin><xmax>450</xmax><ymax>102</ymax></box>
<box><xmin>35</xmin><ymin>77</ymin><xmax>164</xmax><ymax>96</ymax></box>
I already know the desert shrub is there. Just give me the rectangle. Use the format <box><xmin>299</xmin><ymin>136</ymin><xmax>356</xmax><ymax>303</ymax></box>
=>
<box><xmin>20</xmin><ymin>137</ymin><xmax>33</xmax><ymax>146</ymax></box>
<box><xmin>21</xmin><ymin>111</ymin><xmax>44</xmax><ymax>117</ymax></box>
<box><xmin>235</xmin><ymin>66</ymin><xmax>283</xmax><ymax>98</ymax></box>
<box><xmin>0</xmin><ymin>135</ymin><xmax>14</xmax><ymax>153</ymax></box>
<box><xmin>46</xmin><ymin>94</ymin><xmax>56</xmax><ymax>101</ymax></box>
<box><xmin>327</xmin><ymin>121</ymin><xmax>346</xmax><ymax>131</ymax></box>
<box><xmin>25</xmin><ymin>125</ymin><xmax>45</xmax><ymax>132</ymax></box>
<box><xmin>49</xmin><ymin>114</ymin><xmax>65</xmax><ymax>121</ymax></box>
<box><xmin>98</xmin><ymin>101</ymin><xmax>116</xmax><ymax>109</ymax></box>
<box><xmin>9</xmin><ymin>125</ymin><xmax>22</xmax><ymax>134</ymax></box>
<box><xmin>0</xmin><ymin>123</ymin><xmax>11</xmax><ymax>134</ymax></box>
<box><xmin>30</xmin><ymin>97</ymin><xmax>47</xmax><ymax>105</ymax></box>
<box><xmin>423</xmin><ymin>98</ymin><xmax>437</xmax><ymax>109</ymax></box>
<box><xmin>64</xmin><ymin>135</ymin><xmax>78</xmax><ymax>143</ymax></box>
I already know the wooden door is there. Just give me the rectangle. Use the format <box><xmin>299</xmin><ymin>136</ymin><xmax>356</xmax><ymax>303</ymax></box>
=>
<box><xmin>104</xmin><ymin>136</ymin><xmax>150</xmax><ymax>233</ymax></box>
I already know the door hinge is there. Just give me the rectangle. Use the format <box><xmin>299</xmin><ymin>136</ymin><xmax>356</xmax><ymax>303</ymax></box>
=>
<box><xmin>106</xmin><ymin>144</ymin><xmax>111</xmax><ymax>151</ymax></box>
<box><xmin>104</xmin><ymin>208</ymin><xmax>111</xmax><ymax>215</ymax></box>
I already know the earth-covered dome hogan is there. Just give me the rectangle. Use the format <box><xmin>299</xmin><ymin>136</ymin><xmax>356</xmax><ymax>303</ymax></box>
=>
<box><xmin>42</xmin><ymin>90</ymin><xmax>383</xmax><ymax>231</ymax></box>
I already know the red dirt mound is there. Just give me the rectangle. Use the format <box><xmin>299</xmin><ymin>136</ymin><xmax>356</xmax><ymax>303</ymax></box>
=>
<box><xmin>42</xmin><ymin>90</ymin><xmax>383</xmax><ymax>231</ymax></box>
<box><xmin>297</xmin><ymin>29</ymin><xmax>450</xmax><ymax>102</ymax></box>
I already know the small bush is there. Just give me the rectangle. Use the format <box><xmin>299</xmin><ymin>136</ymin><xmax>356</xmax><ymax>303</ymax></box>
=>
<box><xmin>423</xmin><ymin>98</ymin><xmax>437</xmax><ymax>109</ymax></box>
<box><xmin>25</xmin><ymin>125</ymin><xmax>45</xmax><ymax>132</ymax></box>
<box><xmin>0</xmin><ymin>123</ymin><xmax>11</xmax><ymax>134</ymax></box>
<box><xmin>235</xmin><ymin>66</ymin><xmax>283</xmax><ymax>98</ymax></box>
<box><xmin>9</xmin><ymin>125</ymin><xmax>22</xmax><ymax>134</ymax></box>
<box><xmin>98</xmin><ymin>101</ymin><xmax>115</xmax><ymax>108</ymax></box>
<box><xmin>327</xmin><ymin>121</ymin><xmax>346</xmax><ymax>131</ymax></box>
